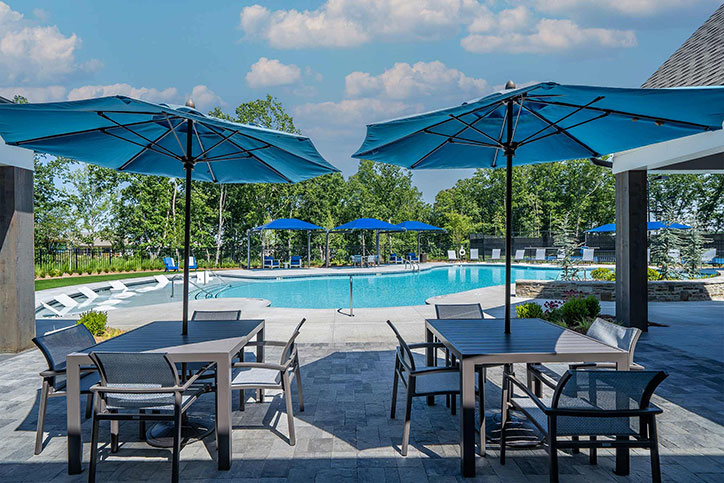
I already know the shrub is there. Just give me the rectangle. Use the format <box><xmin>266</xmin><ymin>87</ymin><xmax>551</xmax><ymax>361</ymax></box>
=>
<box><xmin>559</xmin><ymin>297</ymin><xmax>590</xmax><ymax>325</ymax></box>
<box><xmin>515</xmin><ymin>302</ymin><xmax>544</xmax><ymax>319</ymax></box>
<box><xmin>50</xmin><ymin>268</ymin><xmax>61</xmax><ymax>278</ymax></box>
<box><xmin>582</xmin><ymin>295</ymin><xmax>600</xmax><ymax>318</ymax></box>
<box><xmin>648</xmin><ymin>267</ymin><xmax>661</xmax><ymax>281</ymax></box>
<box><xmin>77</xmin><ymin>310</ymin><xmax>107</xmax><ymax>336</ymax></box>
<box><xmin>591</xmin><ymin>268</ymin><xmax>615</xmax><ymax>281</ymax></box>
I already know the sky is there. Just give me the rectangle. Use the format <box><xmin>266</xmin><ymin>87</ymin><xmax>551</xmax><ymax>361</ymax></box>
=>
<box><xmin>0</xmin><ymin>0</ymin><xmax>720</xmax><ymax>201</ymax></box>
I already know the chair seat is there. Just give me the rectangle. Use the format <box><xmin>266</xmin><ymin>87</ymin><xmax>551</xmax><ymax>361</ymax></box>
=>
<box><xmin>529</xmin><ymin>363</ymin><xmax>571</xmax><ymax>383</ymax></box>
<box><xmin>414</xmin><ymin>371</ymin><xmax>460</xmax><ymax>395</ymax></box>
<box><xmin>231</xmin><ymin>367</ymin><xmax>282</xmax><ymax>387</ymax></box>
<box><xmin>511</xmin><ymin>397</ymin><xmax>638</xmax><ymax>437</ymax></box>
<box><xmin>104</xmin><ymin>384</ymin><xmax>193</xmax><ymax>410</ymax></box>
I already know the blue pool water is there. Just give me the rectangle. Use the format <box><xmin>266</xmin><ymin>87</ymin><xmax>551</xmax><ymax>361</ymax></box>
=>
<box><xmin>215</xmin><ymin>265</ymin><xmax>566</xmax><ymax>308</ymax></box>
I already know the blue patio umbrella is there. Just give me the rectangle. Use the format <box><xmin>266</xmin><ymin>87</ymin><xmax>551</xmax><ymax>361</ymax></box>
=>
<box><xmin>353</xmin><ymin>81</ymin><xmax>724</xmax><ymax>333</ymax></box>
<box><xmin>395</xmin><ymin>221</ymin><xmax>445</xmax><ymax>255</ymax></box>
<box><xmin>331</xmin><ymin>218</ymin><xmax>403</xmax><ymax>263</ymax></box>
<box><xmin>0</xmin><ymin>96</ymin><xmax>338</xmax><ymax>333</ymax></box>
<box><xmin>248</xmin><ymin>218</ymin><xmax>325</xmax><ymax>268</ymax></box>
<box><xmin>586</xmin><ymin>221</ymin><xmax>692</xmax><ymax>233</ymax></box>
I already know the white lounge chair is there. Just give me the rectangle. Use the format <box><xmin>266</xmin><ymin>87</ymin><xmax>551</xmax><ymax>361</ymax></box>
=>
<box><xmin>582</xmin><ymin>248</ymin><xmax>595</xmax><ymax>263</ymax></box>
<box><xmin>491</xmin><ymin>248</ymin><xmax>501</xmax><ymax>261</ymax></box>
<box><xmin>41</xmin><ymin>301</ymin><xmax>67</xmax><ymax>317</ymax></box>
<box><xmin>535</xmin><ymin>248</ymin><xmax>546</xmax><ymax>262</ymax></box>
<box><xmin>77</xmin><ymin>286</ymin><xmax>122</xmax><ymax>308</ymax></box>
<box><xmin>136</xmin><ymin>274</ymin><xmax>170</xmax><ymax>292</ymax></box>
<box><xmin>54</xmin><ymin>294</ymin><xmax>78</xmax><ymax>313</ymax></box>
<box><xmin>470</xmin><ymin>248</ymin><xmax>479</xmax><ymax>261</ymax></box>
<box><xmin>667</xmin><ymin>249</ymin><xmax>681</xmax><ymax>262</ymax></box>
<box><xmin>702</xmin><ymin>248</ymin><xmax>716</xmax><ymax>264</ymax></box>
<box><xmin>514</xmin><ymin>249</ymin><xmax>525</xmax><ymax>261</ymax></box>
<box><xmin>447</xmin><ymin>250</ymin><xmax>459</xmax><ymax>262</ymax></box>
<box><xmin>108</xmin><ymin>280</ymin><xmax>135</xmax><ymax>299</ymax></box>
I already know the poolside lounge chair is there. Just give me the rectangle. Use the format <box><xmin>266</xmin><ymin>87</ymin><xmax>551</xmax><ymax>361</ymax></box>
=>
<box><xmin>231</xmin><ymin>318</ymin><xmax>306</xmax><ymax>445</ymax></box>
<box><xmin>136</xmin><ymin>274</ymin><xmax>170</xmax><ymax>293</ymax></box>
<box><xmin>501</xmin><ymin>369</ymin><xmax>667</xmax><ymax>483</ymax></box>
<box><xmin>582</xmin><ymin>248</ymin><xmax>595</xmax><ymax>263</ymax></box>
<box><xmin>77</xmin><ymin>286</ymin><xmax>123</xmax><ymax>308</ymax></box>
<box><xmin>54</xmin><ymin>294</ymin><xmax>79</xmax><ymax>313</ymax></box>
<box><xmin>88</xmin><ymin>352</ymin><xmax>213</xmax><ymax>483</ymax></box>
<box><xmin>367</xmin><ymin>255</ymin><xmax>379</xmax><ymax>266</ymax></box>
<box><xmin>535</xmin><ymin>248</ymin><xmax>546</xmax><ymax>262</ymax></box>
<box><xmin>527</xmin><ymin>318</ymin><xmax>644</xmax><ymax>396</ymax></box>
<box><xmin>290</xmin><ymin>255</ymin><xmax>303</xmax><ymax>268</ymax></box>
<box><xmin>109</xmin><ymin>280</ymin><xmax>135</xmax><ymax>298</ymax></box>
<box><xmin>470</xmin><ymin>248</ymin><xmax>479</xmax><ymax>261</ymax></box>
<box><xmin>407</xmin><ymin>252</ymin><xmax>419</xmax><ymax>262</ymax></box>
<box><xmin>188</xmin><ymin>256</ymin><xmax>197</xmax><ymax>270</ymax></box>
<box><xmin>263</xmin><ymin>256</ymin><xmax>280</xmax><ymax>269</ymax></box>
<box><xmin>447</xmin><ymin>250</ymin><xmax>459</xmax><ymax>262</ymax></box>
<box><xmin>491</xmin><ymin>248</ymin><xmax>501</xmax><ymax>261</ymax></box>
<box><xmin>389</xmin><ymin>253</ymin><xmax>404</xmax><ymax>264</ymax></box>
<box><xmin>163</xmin><ymin>257</ymin><xmax>179</xmax><ymax>272</ymax></box>
<box><xmin>514</xmin><ymin>249</ymin><xmax>525</xmax><ymax>261</ymax></box>
<box><xmin>351</xmin><ymin>255</ymin><xmax>363</xmax><ymax>267</ymax></box>
<box><xmin>32</xmin><ymin>324</ymin><xmax>99</xmax><ymax>454</ymax></box>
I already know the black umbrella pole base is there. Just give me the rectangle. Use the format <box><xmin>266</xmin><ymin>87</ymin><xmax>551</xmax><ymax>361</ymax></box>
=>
<box><xmin>146</xmin><ymin>416</ymin><xmax>214</xmax><ymax>448</ymax></box>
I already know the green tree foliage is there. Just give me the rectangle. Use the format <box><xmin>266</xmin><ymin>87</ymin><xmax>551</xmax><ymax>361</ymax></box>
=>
<box><xmin>650</xmin><ymin>209</ymin><xmax>684</xmax><ymax>279</ymax></box>
<box><xmin>552</xmin><ymin>213</ymin><xmax>582</xmax><ymax>281</ymax></box>
<box><xmin>680</xmin><ymin>219</ymin><xmax>712</xmax><ymax>278</ymax></box>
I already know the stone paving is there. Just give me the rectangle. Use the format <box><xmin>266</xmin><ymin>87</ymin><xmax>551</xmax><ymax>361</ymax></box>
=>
<box><xmin>1</xmin><ymin>302</ymin><xmax>723</xmax><ymax>482</ymax></box>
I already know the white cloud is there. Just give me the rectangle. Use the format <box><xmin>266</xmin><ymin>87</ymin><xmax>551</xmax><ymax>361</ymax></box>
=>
<box><xmin>345</xmin><ymin>61</ymin><xmax>489</xmax><ymax>100</ymax></box>
<box><xmin>246</xmin><ymin>57</ymin><xmax>302</xmax><ymax>88</ymax></box>
<box><xmin>0</xmin><ymin>1</ymin><xmax>100</xmax><ymax>84</ymax></box>
<box><xmin>533</xmin><ymin>0</ymin><xmax>694</xmax><ymax>16</ymax></box>
<box><xmin>67</xmin><ymin>83</ymin><xmax>179</xmax><ymax>103</ymax></box>
<box><xmin>190</xmin><ymin>85</ymin><xmax>222</xmax><ymax>111</ymax></box>
<box><xmin>0</xmin><ymin>85</ymin><xmax>66</xmax><ymax>103</ymax></box>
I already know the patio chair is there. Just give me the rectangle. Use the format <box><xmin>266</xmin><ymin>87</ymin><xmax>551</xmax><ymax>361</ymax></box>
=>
<box><xmin>88</xmin><ymin>352</ymin><xmax>214</xmax><ymax>483</ymax></box>
<box><xmin>535</xmin><ymin>248</ymin><xmax>546</xmax><ymax>262</ymax></box>
<box><xmin>188</xmin><ymin>256</ymin><xmax>197</xmax><ymax>270</ymax></box>
<box><xmin>447</xmin><ymin>250</ymin><xmax>459</xmax><ymax>262</ymax></box>
<box><xmin>527</xmin><ymin>318</ymin><xmax>644</xmax><ymax>396</ymax></box>
<box><xmin>191</xmin><ymin>310</ymin><xmax>241</xmax><ymax>321</ymax></box>
<box><xmin>351</xmin><ymin>254</ymin><xmax>363</xmax><ymax>267</ymax></box>
<box><xmin>108</xmin><ymin>280</ymin><xmax>135</xmax><ymax>299</ymax></box>
<box><xmin>390</xmin><ymin>253</ymin><xmax>404</xmax><ymax>264</ymax></box>
<box><xmin>407</xmin><ymin>252</ymin><xmax>419</xmax><ymax>262</ymax></box>
<box><xmin>54</xmin><ymin>293</ymin><xmax>79</xmax><ymax>313</ymax></box>
<box><xmin>582</xmin><ymin>248</ymin><xmax>596</xmax><ymax>263</ymax></box>
<box><xmin>514</xmin><ymin>249</ymin><xmax>526</xmax><ymax>261</ymax></box>
<box><xmin>263</xmin><ymin>256</ymin><xmax>280</xmax><ymax>269</ymax></box>
<box><xmin>32</xmin><ymin>324</ymin><xmax>99</xmax><ymax>454</ymax></box>
<box><xmin>387</xmin><ymin>320</ymin><xmax>483</xmax><ymax>456</ymax></box>
<box><xmin>501</xmin><ymin>369</ymin><xmax>668</xmax><ymax>483</ymax></box>
<box><xmin>163</xmin><ymin>257</ymin><xmax>179</xmax><ymax>272</ymax></box>
<box><xmin>78</xmin><ymin>286</ymin><xmax>98</xmax><ymax>308</ymax></box>
<box><xmin>136</xmin><ymin>275</ymin><xmax>170</xmax><ymax>293</ymax></box>
<box><xmin>470</xmin><ymin>248</ymin><xmax>479</xmax><ymax>261</ymax></box>
<box><xmin>290</xmin><ymin>255</ymin><xmax>303</xmax><ymax>268</ymax></box>
<box><xmin>230</xmin><ymin>318</ymin><xmax>306</xmax><ymax>445</ymax></box>
<box><xmin>491</xmin><ymin>248</ymin><xmax>501</xmax><ymax>261</ymax></box>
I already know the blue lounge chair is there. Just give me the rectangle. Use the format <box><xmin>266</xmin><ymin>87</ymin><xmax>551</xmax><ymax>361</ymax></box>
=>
<box><xmin>263</xmin><ymin>256</ymin><xmax>280</xmax><ymax>269</ymax></box>
<box><xmin>290</xmin><ymin>255</ymin><xmax>303</xmax><ymax>268</ymax></box>
<box><xmin>188</xmin><ymin>256</ymin><xmax>197</xmax><ymax>270</ymax></box>
<box><xmin>163</xmin><ymin>257</ymin><xmax>179</xmax><ymax>272</ymax></box>
<box><xmin>390</xmin><ymin>253</ymin><xmax>404</xmax><ymax>264</ymax></box>
<box><xmin>407</xmin><ymin>252</ymin><xmax>419</xmax><ymax>262</ymax></box>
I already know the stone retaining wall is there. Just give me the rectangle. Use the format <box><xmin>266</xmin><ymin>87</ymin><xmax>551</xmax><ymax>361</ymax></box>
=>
<box><xmin>516</xmin><ymin>272</ymin><xmax>724</xmax><ymax>301</ymax></box>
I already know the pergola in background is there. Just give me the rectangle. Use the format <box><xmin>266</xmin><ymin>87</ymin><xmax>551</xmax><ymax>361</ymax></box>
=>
<box><xmin>326</xmin><ymin>218</ymin><xmax>402</xmax><ymax>267</ymax></box>
<box><xmin>392</xmin><ymin>221</ymin><xmax>445</xmax><ymax>255</ymax></box>
<box><xmin>247</xmin><ymin>218</ymin><xmax>324</xmax><ymax>268</ymax></box>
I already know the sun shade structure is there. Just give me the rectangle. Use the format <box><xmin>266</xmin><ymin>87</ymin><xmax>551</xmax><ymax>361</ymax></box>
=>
<box><xmin>586</xmin><ymin>221</ymin><xmax>692</xmax><ymax>233</ymax></box>
<box><xmin>0</xmin><ymin>96</ymin><xmax>338</xmax><ymax>334</ymax></box>
<box><xmin>328</xmin><ymin>218</ymin><xmax>403</xmax><ymax>266</ymax></box>
<box><xmin>353</xmin><ymin>81</ymin><xmax>724</xmax><ymax>333</ymax></box>
<box><xmin>248</xmin><ymin>218</ymin><xmax>324</xmax><ymax>268</ymax></box>
<box><xmin>395</xmin><ymin>221</ymin><xmax>445</xmax><ymax>255</ymax></box>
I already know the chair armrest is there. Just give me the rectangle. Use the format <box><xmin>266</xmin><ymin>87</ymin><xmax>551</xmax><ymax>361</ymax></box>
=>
<box><xmin>410</xmin><ymin>367</ymin><xmax>460</xmax><ymax>377</ymax></box>
<box><xmin>90</xmin><ymin>384</ymin><xmax>185</xmax><ymax>394</ymax></box>
<box><xmin>506</xmin><ymin>372</ymin><xmax>551</xmax><ymax>413</ymax></box>
<box><xmin>547</xmin><ymin>406</ymin><xmax>663</xmax><ymax>417</ymax></box>
<box><xmin>232</xmin><ymin>361</ymin><xmax>286</xmax><ymax>371</ymax></box>
<box><xmin>181</xmin><ymin>362</ymin><xmax>217</xmax><ymax>390</ymax></box>
<box><xmin>407</xmin><ymin>342</ymin><xmax>447</xmax><ymax>350</ymax></box>
<box><xmin>40</xmin><ymin>367</ymin><xmax>96</xmax><ymax>378</ymax></box>
<box><xmin>243</xmin><ymin>340</ymin><xmax>287</xmax><ymax>348</ymax></box>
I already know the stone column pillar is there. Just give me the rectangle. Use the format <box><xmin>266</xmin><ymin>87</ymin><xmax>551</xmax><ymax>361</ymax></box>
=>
<box><xmin>0</xmin><ymin>165</ymin><xmax>35</xmax><ymax>351</ymax></box>
<box><xmin>615</xmin><ymin>170</ymin><xmax>648</xmax><ymax>332</ymax></box>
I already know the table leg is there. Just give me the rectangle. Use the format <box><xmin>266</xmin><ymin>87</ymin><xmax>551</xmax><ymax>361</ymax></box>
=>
<box><xmin>257</xmin><ymin>327</ymin><xmax>264</xmax><ymax>402</ymax></box>
<box><xmin>216</xmin><ymin>355</ymin><xmax>232</xmax><ymax>471</ymax></box>
<box><xmin>615</xmin><ymin>355</ymin><xmax>630</xmax><ymax>476</ymax></box>
<box><xmin>67</xmin><ymin>358</ymin><xmax>82</xmax><ymax>474</ymax></box>
<box><xmin>425</xmin><ymin>327</ymin><xmax>435</xmax><ymax>406</ymax></box>
<box><xmin>460</xmin><ymin>358</ymin><xmax>476</xmax><ymax>477</ymax></box>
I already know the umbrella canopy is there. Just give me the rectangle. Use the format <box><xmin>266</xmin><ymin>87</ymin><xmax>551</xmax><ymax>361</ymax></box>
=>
<box><xmin>252</xmin><ymin>218</ymin><xmax>324</xmax><ymax>231</ymax></box>
<box><xmin>395</xmin><ymin>221</ymin><xmax>444</xmax><ymax>231</ymax></box>
<box><xmin>0</xmin><ymin>96</ymin><xmax>338</xmax><ymax>333</ymax></box>
<box><xmin>333</xmin><ymin>218</ymin><xmax>402</xmax><ymax>231</ymax></box>
<box><xmin>586</xmin><ymin>221</ymin><xmax>692</xmax><ymax>233</ymax></box>
<box><xmin>353</xmin><ymin>82</ymin><xmax>724</xmax><ymax>333</ymax></box>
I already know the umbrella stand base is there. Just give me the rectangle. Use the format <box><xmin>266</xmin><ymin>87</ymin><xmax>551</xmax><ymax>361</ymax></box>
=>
<box><xmin>484</xmin><ymin>412</ymin><xmax>543</xmax><ymax>447</ymax></box>
<box><xmin>146</xmin><ymin>416</ymin><xmax>214</xmax><ymax>448</ymax></box>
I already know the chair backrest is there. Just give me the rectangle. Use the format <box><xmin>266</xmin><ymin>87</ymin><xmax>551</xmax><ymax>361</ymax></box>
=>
<box><xmin>553</xmin><ymin>370</ymin><xmax>667</xmax><ymax>414</ymax></box>
<box><xmin>280</xmin><ymin>318</ymin><xmax>306</xmax><ymax>366</ymax></box>
<box><xmin>55</xmin><ymin>294</ymin><xmax>78</xmax><ymax>309</ymax></box>
<box><xmin>535</xmin><ymin>248</ymin><xmax>546</xmax><ymax>260</ymax></box>
<box><xmin>435</xmin><ymin>303</ymin><xmax>485</xmax><ymax>320</ymax></box>
<box><xmin>390</xmin><ymin>253</ymin><xmax>398</xmax><ymax>259</ymax></box>
<box><xmin>153</xmin><ymin>274</ymin><xmax>170</xmax><ymax>286</ymax></box>
<box><xmin>78</xmin><ymin>286</ymin><xmax>98</xmax><ymax>300</ymax></box>
<box><xmin>191</xmin><ymin>310</ymin><xmax>241</xmax><ymax>321</ymax></box>
<box><xmin>164</xmin><ymin>257</ymin><xmax>175</xmax><ymax>267</ymax></box>
<box><xmin>291</xmin><ymin>255</ymin><xmax>301</xmax><ymax>261</ymax></box>
<box><xmin>447</xmin><ymin>250</ymin><xmax>457</xmax><ymax>259</ymax></box>
<box><xmin>188</xmin><ymin>256</ymin><xmax>197</xmax><ymax>266</ymax></box>
<box><xmin>470</xmin><ymin>248</ymin><xmax>479</xmax><ymax>260</ymax></box>
<box><xmin>109</xmin><ymin>280</ymin><xmax>128</xmax><ymax>290</ymax></box>
<box><xmin>386</xmin><ymin>320</ymin><xmax>416</xmax><ymax>371</ymax></box>
<box><xmin>586</xmin><ymin>318</ymin><xmax>641</xmax><ymax>366</ymax></box>
<box><xmin>582</xmin><ymin>248</ymin><xmax>595</xmax><ymax>261</ymax></box>
<box><xmin>264</xmin><ymin>256</ymin><xmax>273</xmax><ymax>262</ymax></box>
<box><xmin>408</xmin><ymin>252</ymin><xmax>417</xmax><ymax>260</ymax></box>
<box><xmin>514</xmin><ymin>249</ymin><xmax>525</xmax><ymax>259</ymax></box>
<box><xmin>491</xmin><ymin>248</ymin><xmax>501</xmax><ymax>259</ymax></box>
<box><xmin>33</xmin><ymin>324</ymin><xmax>97</xmax><ymax>389</ymax></box>
<box><xmin>701</xmin><ymin>248</ymin><xmax>716</xmax><ymax>262</ymax></box>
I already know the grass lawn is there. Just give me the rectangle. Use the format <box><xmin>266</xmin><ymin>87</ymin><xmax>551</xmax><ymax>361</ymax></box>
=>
<box><xmin>35</xmin><ymin>271</ymin><xmax>170</xmax><ymax>291</ymax></box>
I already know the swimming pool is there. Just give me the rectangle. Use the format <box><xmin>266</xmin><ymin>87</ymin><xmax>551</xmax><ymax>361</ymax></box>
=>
<box><xmin>214</xmin><ymin>265</ymin><xmax>566</xmax><ymax>308</ymax></box>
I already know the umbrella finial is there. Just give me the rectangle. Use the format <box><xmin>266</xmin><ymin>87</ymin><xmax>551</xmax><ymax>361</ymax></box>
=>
<box><xmin>185</xmin><ymin>99</ymin><xmax>195</xmax><ymax>108</ymax></box>
<box><xmin>505</xmin><ymin>80</ymin><xmax>516</xmax><ymax>90</ymax></box>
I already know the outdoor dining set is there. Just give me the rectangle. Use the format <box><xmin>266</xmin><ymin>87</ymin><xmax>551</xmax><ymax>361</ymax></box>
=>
<box><xmin>32</xmin><ymin>304</ymin><xmax>666</xmax><ymax>483</ymax></box>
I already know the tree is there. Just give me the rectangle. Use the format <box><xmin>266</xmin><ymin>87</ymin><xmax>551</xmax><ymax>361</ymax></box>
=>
<box><xmin>650</xmin><ymin>209</ymin><xmax>684</xmax><ymax>279</ymax></box>
<box><xmin>443</xmin><ymin>212</ymin><xmax>479</xmax><ymax>251</ymax></box>
<box><xmin>680</xmin><ymin>219</ymin><xmax>711</xmax><ymax>278</ymax></box>
<box><xmin>553</xmin><ymin>213</ymin><xmax>582</xmax><ymax>281</ymax></box>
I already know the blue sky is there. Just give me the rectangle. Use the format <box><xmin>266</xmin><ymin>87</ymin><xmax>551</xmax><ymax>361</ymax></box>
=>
<box><xmin>1</xmin><ymin>0</ymin><xmax>719</xmax><ymax>201</ymax></box>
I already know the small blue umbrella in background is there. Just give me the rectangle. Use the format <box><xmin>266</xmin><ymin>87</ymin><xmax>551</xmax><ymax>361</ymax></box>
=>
<box><xmin>353</xmin><ymin>81</ymin><xmax>724</xmax><ymax>334</ymax></box>
<box><xmin>395</xmin><ymin>221</ymin><xmax>445</xmax><ymax>255</ymax></box>
<box><xmin>0</xmin><ymin>96</ymin><xmax>339</xmax><ymax>333</ymax></box>
<box><xmin>331</xmin><ymin>218</ymin><xmax>403</xmax><ymax>263</ymax></box>
<box><xmin>248</xmin><ymin>218</ymin><xmax>324</xmax><ymax>268</ymax></box>
<box><xmin>586</xmin><ymin>221</ymin><xmax>692</xmax><ymax>233</ymax></box>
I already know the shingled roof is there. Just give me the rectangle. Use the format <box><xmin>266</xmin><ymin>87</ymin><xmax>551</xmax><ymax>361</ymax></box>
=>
<box><xmin>642</xmin><ymin>4</ymin><xmax>724</xmax><ymax>88</ymax></box>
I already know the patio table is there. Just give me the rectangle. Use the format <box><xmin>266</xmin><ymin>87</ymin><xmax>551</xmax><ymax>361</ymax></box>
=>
<box><xmin>66</xmin><ymin>319</ymin><xmax>264</xmax><ymax>475</ymax></box>
<box><xmin>424</xmin><ymin>317</ymin><xmax>630</xmax><ymax>477</ymax></box>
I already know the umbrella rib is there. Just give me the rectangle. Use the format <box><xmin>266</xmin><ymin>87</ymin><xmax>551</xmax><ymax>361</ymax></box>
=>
<box><xmin>528</xmin><ymin>98</ymin><xmax>713</xmax><ymax>130</ymax></box>
<box><xmin>100</xmin><ymin>129</ymin><xmax>184</xmax><ymax>162</ymax></box>
<box><xmin>118</xmin><ymin>127</ymin><xmax>177</xmax><ymax>170</ymax></box>
<box><xmin>11</xmin><ymin>118</ymin><xmax>162</xmax><ymax>147</ymax></box>
<box><xmin>192</xmin><ymin>129</ymin><xmax>243</xmax><ymax>160</ymax></box>
<box><xmin>491</xmin><ymin>106</ymin><xmax>508</xmax><ymax>168</ymax></box>
<box><xmin>516</xmin><ymin>96</ymin><xmax>605</xmax><ymax>145</ymax></box>
<box><xmin>161</xmin><ymin>113</ymin><xmax>188</xmax><ymax>158</ymax></box>
<box><xmin>202</xmin><ymin>146</ymin><xmax>269</xmax><ymax>161</ymax></box>
<box><xmin>445</xmin><ymin>112</ymin><xmax>504</xmax><ymax>147</ymax></box>
<box><xmin>422</xmin><ymin>130</ymin><xmax>499</xmax><ymax>148</ymax></box>
<box><xmin>98</xmin><ymin>112</ymin><xmax>181</xmax><ymax>159</ymax></box>
<box><xmin>190</xmin><ymin>122</ymin><xmax>218</xmax><ymax>183</ymax></box>
<box><xmin>518</xmin><ymin>103</ymin><xmax>599</xmax><ymax>156</ymax></box>
<box><xmin>519</xmin><ymin>112</ymin><xmax>609</xmax><ymax>147</ymax></box>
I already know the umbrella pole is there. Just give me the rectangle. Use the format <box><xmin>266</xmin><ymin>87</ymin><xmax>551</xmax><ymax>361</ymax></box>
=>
<box><xmin>182</xmin><ymin>120</ymin><xmax>194</xmax><ymax>336</ymax></box>
<box><xmin>504</xmin><ymin>100</ymin><xmax>514</xmax><ymax>334</ymax></box>
<box><xmin>417</xmin><ymin>232</ymin><xmax>421</xmax><ymax>256</ymax></box>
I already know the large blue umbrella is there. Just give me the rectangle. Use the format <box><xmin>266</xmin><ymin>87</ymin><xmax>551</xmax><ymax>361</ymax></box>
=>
<box><xmin>249</xmin><ymin>218</ymin><xmax>325</xmax><ymax>268</ymax></box>
<box><xmin>331</xmin><ymin>218</ymin><xmax>403</xmax><ymax>263</ymax></box>
<box><xmin>0</xmin><ymin>96</ymin><xmax>338</xmax><ymax>333</ymax></box>
<box><xmin>353</xmin><ymin>82</ymin><xmax>724</xmax><ymax>333</ymax></box>
<box><xmin>586</xmin><ymin>221</ymin><xmax>692</xmax><ymax>233</ymax></box>
<box><xmin>395</xmin><ymin>221</ymin><xmax>445</xmax><ymax>254</ymax></box>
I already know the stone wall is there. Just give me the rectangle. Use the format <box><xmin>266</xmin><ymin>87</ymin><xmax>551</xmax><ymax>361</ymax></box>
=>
<box><xmin>516</xmin><ymin>272</ymin><xmax>724</xmax><ymax>302</ymax></box>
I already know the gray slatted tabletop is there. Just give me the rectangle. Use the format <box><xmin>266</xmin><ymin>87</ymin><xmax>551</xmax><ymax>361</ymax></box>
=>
<box><xmin>66</xmin><ymin>320</ymin><xmax>264</xmax><ymax>475</ymax></box>
<box><xmin>424</xmin><ymin>318</ymin><xmax>629</xmax><ymax>478</ymax></box>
